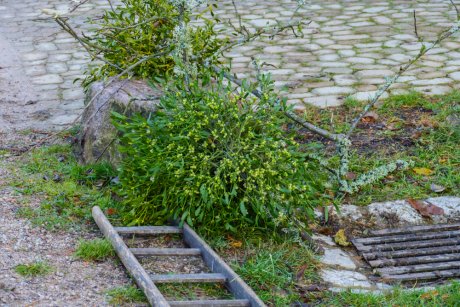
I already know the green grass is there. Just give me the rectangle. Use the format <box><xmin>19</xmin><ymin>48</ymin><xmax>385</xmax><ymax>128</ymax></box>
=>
<box><xmin>106</xmin><ymin>286</ymin><xmax>147</xmax><ymax>305</ymax></box>
<box><xmin>15</xmin><ymin>261</ymin><xmax>52</xmax><ymax>277</ymax></box>
<box><xmin>230</xmin><ymin>239</ymin><xmax>319</xmax><ymax>306</ymax></box>
<box><xmin>300</xmin><ymin>90</ymin><xmax>460</xmax><ymax>205</ymax></box>
<box><xmin>321</xmin><ymin>281</ymin><xmax>460</xmax><ymax>306</ymax></box>
<box><xmin>74</xmin><ymin>238</ymin><xmax>115</xmax><ymax>261</ymax></box>
<box><xmin>11</xmin><ymin>144</ymin><xmax>121</xmax><ymax>230</ymax></box>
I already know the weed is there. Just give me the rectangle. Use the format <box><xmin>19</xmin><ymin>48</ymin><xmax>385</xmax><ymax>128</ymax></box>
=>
<box><xmin>232</xmin><ymin>239</ymin><xmax>318</xmax><ymax>306</ymax></box>
<box><xmin>74</xmin><ymin>238</ymin><xmax>115</xmax><ymax>262</ymax></box>
<box><xmin>106</xmin><ymin>286</ymin><xmax>147</xmax><ymax>305</ymax></box>
<box><xmin>299</xmin><ymin>91</ymin><xmax>460</xmax><ymax>204</ymax></box>
<box><xmin>12</xmin><ymin>144</ymin><xmax>121</xmax><ymax>230</ymax></box>
<box><xmin>15</xmin><ymin>261</ymin><xmax>52</xmax><ymax>277</ymax></box>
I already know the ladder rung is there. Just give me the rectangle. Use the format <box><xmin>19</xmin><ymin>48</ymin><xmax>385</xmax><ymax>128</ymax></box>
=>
<box><xmin>130</xmin><ymin>247</ymin><xmax>201</xmax><ymax>256</ymax></box>
<box><xmin>168</xmin><ymin>299</ymin><xmax>251</xmax><ymax>307</ymax></box>
<box><xmin>150</xmin><ymin>273</ymin><xmax>226</xmax><ymax>283</ymax></box>
<box><xmin>114</xmin><ymin>226</ymin><xmax>182</xmax><ymax>235</ymax></box>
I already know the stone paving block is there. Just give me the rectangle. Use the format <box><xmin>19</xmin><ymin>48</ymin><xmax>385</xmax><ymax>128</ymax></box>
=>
<box><xmin>32</xmin><ymin>74</ymin><xmax>64</xmax><ymax>85</ymax></box>
<box><xmin>321</xmin><ymin>269</ymin><xmax>372</xmax><ymax>289</ymax></box>
<box><xmin>321</xmin><ymin>248</ymin><xmax>357</xmax><ymax>270</ymax></box>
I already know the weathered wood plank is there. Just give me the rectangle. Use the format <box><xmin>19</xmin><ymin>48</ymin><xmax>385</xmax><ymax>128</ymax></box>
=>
<box><xmin>168</xmin><ymin>299</ymin><xmax>250</xmax><ymax>307</ymax></box>
<box><xmin>369</xmin><ymin>223</ymin><xmax>460</xmax><ymax>237</ymax></box>
<box><xmin>362</xmin><ymin>245</ymin><xmax>460</xmax><ymax>261</ymax></box>
<box><xmin>183</xmin><ymin>224</ymin><xmax>266</xmax><ymax>307</ymax></box>
<box><xmin>150</xmin><ymin>273</ymin><xmax>226</xmax><ymax>283</ymax></box>
<box><xmin>369</xmin><ymin>253</ymin><xmax>460</xmax><ymax>268</ymax></box>
<box><xmin>115</xmin><ymin>226</ymin><xmax>182</xmax><ymax>235</ymax></box>
<box><xmin>130</xmin><ymin>248</ymin><xmax>201</xmax><ymax>257</ymax></box>
<box><xmin>355</xmin><ymin>237</ymin><xmax>460</xmax><ymax>253</ymax></box>
<box><xmin>92</xmin><ymin>206</ymin><xmax>169</xmax><ymax>307</ymax></box>
<box><xmin>377</xmin><ymin>261</ymin><xmax>460</xmax><ymax>275</ymax></box>
<box><xmin>353</xmin><ymin>230</ymin><xmax>460</xmax><ymax>245</ymax></box>
<box><xmin>382</xmin><ymin>269</ymin><xmax>460</xmax><ymax>282</ymax></box>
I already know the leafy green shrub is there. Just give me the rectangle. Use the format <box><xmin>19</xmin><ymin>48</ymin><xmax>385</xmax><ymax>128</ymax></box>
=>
<box><xmin>83</xmin><ymin>0</ymin><xmax>224</xmax><ymax>85</ymax></box>
<box><xmin>114</xmin><ymin>71</ymin><xmax>324</xmax><ymax>232</ymax></box>
<box><xmin>74</xmin><ymin>238</ymin><xmax>115</xmax><ymax>261</ymax></box>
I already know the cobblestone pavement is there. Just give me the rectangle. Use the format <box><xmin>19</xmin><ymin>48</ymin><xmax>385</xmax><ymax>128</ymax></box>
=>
<box><xmin>222</xmin><ymin>0</ymin><xmax>460</xmax><ymax>109</ymax></box>
<box><xmin>0</xmin><ymin>0</ymin><xmax>113</xmax><ymax>131</ymax></box>
<box><xmin>0</xmin><ymin>0</ymin><xmax>459</xmax><ymax>131</ymax></box>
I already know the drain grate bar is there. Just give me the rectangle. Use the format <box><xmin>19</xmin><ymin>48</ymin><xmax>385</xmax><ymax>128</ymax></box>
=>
<box><xmin>381</xmin><ymin>269</ymin><xmax>460</xmax><ymax>283</ymax></box>
<box><xmin>369</xmin><ymin>253</ymin><xmax>460</xmax><ymax>268</ymax></box>
<box><xmin>362</xmin><ymin>245</ymin><xmax>460</xmax><ymax>260</ymax></box>
<box><xmin>369</xmin><ymin>223</ymin><xmax>460</xmax><ymax>236</ymax></box>
<box><xmin>378</xmin><ymin>261</ymin><xmax>460</xmax><ymax>275</ymax></box>
<box><xmin>357</xmin><ymin>237</ymin><xmax>460</xmax><ymax>253</ymax></box>
<box><xmin>352</xmin><ymin>223</ymin><xmax>460</xmax><ymax>283</ymax></box>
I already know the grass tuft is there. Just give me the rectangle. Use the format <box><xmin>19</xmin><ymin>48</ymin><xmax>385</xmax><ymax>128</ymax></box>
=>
<box><xmin>234</xmin><ymin>241</ymin><xmax>318</xmax><ymax>306</ymax></box>
<box><xmin>106</xmin><ymin>286</ymin><xmax>147</xmax><ymax>305</ymax></box>
<box><xmin>321</xmin><ymin>281</ymin><xmax>460</xmax><ymax>306</ymax></box>
<box><xmin>74</xmin><ymin>238</ymin><xmax>115</xmax><ymax>262</ymax></box>
<box><xmin>15</xmin><ymin>261</ymin><xmax>52</xmax><ymax>277</ymax></box>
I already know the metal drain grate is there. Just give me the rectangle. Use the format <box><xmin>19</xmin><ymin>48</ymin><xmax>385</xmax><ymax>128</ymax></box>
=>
<box><xmin>352</xmin><ymin>223</ymin><xmax>460</xmax><ymax>283</ymax></box>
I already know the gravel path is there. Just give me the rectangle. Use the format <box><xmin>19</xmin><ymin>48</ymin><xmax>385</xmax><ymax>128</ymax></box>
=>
<box><xmin>0</xmin><ymin>142</ymin><xmax>130</xmax><ymax>306</ymax></box>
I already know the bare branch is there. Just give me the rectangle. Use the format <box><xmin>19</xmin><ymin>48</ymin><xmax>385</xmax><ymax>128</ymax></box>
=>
<box><xmin>450</xmin><ymin>0</ymin><xmax>460</xmax><ymax>20</ymax></box>
<box><xmin>69</xmin><ymin>0</ymin><xmax>90</xmax><ymax>13</ymax></box>
<box><xmin>347</xmin><ymin>20</ymin><xmax>460</xmax><ymax>137</ymax></box>
<box><xmin>213</xmin><ymin>66</ymin><xmax>343</xmax><ymax>141</ymax></box>
<box><xmin>413</xmin><ymin>10</ymin><xmax>422</xmax><ymax>41</ymax></box>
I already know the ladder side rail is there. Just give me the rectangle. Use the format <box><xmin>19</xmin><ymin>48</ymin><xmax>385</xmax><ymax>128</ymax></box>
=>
<box><xmin>182</xmin><ymin>224</ymin><xmax>266</xmax><ymax>307</ymax></box>
<box><xmin>92</xmin><ymin>206</ymin><xmax>170</xmax><ymax>307</ymax></box>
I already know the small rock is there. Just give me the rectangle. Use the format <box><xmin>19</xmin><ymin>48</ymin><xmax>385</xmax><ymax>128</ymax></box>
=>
<box><xmin>430</xmin><ymin>183</ymin><xmax>446</xmax><ymax>193</ymax></box>
<box><xmin>321</xmin><ymin>269</ymin><xmax>372</xmax><ymax>288</ymax></box>
<box><xmin>321</xmin><ymin>248</ymin><xmax>357</xmax><ymax>269</ymax></box>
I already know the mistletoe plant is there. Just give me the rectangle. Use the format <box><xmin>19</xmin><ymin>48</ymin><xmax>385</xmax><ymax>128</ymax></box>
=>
<box><xmin>114</xmin><ymin>69</ymin><xmax>326</xmax><ymax>233</ymax></box>
<box><xmin>79</xmin><ymin>0</ymin><xmax>225</xmax><ymax>86</ymax></box>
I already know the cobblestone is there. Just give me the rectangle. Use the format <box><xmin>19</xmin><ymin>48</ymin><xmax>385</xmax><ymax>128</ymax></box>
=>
<box><xmin>1</xmin><ymin>0</ymin><xmax>459</xmax><ymax>132</ymax></box>
<box><xmin>0</xmin><ymin>0</ymin><xmax>116</xmax><ymax>131</ymax></box>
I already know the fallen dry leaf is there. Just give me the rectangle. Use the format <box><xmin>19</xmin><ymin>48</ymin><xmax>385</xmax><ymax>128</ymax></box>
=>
<box><xmin>229</xmin><ymin>240</ymin><xmax>242</xmax><ymax>248</ymax></box>
<box><xmin>361</xmin><ymin>111</ymin><xmax>379</xmax><ymax>123</ymax></box>
<box><xmin>439</xmin><ymin>157</ymin><xmax>448</xmax><ymax>164</ymax></box>
<box><xmin>226</xmin><ymin>235</ymin><xmax>243</xmax><ymax>248</ymax></box>
<box><xmin>413</xmin><ymin>167</ymin><xmax>434</xmax><ymax>176</ymax></box>
<box><xmin>295</xmin><ymin>264</ymin><xmax>309</xmax><ymax>281</ymax></box>
<box><xmin>106</xmin><ymin>208</ymin><xmax>117</xmax><ymax>215</ymax></box>
<box><xmin>408</xmin><ymin>198</ymin><xmax>444</xmax><ymax>217</ymax></box>
<box><xmin>345</xmin><ymin>172</ymin><xmax>357</xmax><ymax>180</ymax></box>
<box><xmin>411</xmin><ymin>130</ymin><xmax>423</xmax><ymax>140</ymax></box>
<box><xmin>334</xmin><ymin>229</ymin><xmax>350</xmax><ymax>247</ymax></box>
<box><xmin>420</xmin><ymin>290</ymin><xmax>439</xmax><ymax>300</ymax></box>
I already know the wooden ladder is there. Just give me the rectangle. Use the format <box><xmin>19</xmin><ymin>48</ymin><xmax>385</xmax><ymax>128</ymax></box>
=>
<box><xmin>92</xmin><ymin>206</ymin><xmax>266</xmax><ymax>307</ymax></box>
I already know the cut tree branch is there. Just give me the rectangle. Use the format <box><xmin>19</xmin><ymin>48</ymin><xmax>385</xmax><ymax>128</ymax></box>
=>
<box><xmin>347</xmin><ymin>20</ymin><xmax>460</xmax><ymax>137</ymax></box>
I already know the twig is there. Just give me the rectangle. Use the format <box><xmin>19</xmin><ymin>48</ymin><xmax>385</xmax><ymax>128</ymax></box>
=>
<box><xmin>107</xmin><ymin>0</ymin><xmax>115</xmax><ymax>12</ymax></box>
<box><xmin>413</xmin><ymin>10</ymin><xmax>421</xmax><ymax>41</ymax></box>
<box><xmin>231</xmin><ymin>0</ymin><xmax>243</xmax><ymax>32</ymax></box>
<box><xmin>55</xmin><ymin>17</ymin><xmax>122</xmax><ymax>70</ymax></box>
<box><xmin>69</xmin><ymin>0</ymin><xmax>90</xmax><ymax>13</ymax></box>
<box><xmin>214</xmin><ymin>66</ymin><xmax>343</xmax><ymax>141</ymax></box>
<box><xmin>450</xmin><ymin>0</ymin><xmax>460</xmax><ymax>20</ymax></box>
<box><xmin>347</xmin><ymin>20</ymin><xmax>460</xmax><ymax>137</ymax></box>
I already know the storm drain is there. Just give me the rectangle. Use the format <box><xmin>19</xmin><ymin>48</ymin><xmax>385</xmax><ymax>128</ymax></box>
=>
<box><xmin>352</xmin><ymin>223</ymin><xmax>460</xmax><ymax>283</ymax></box>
